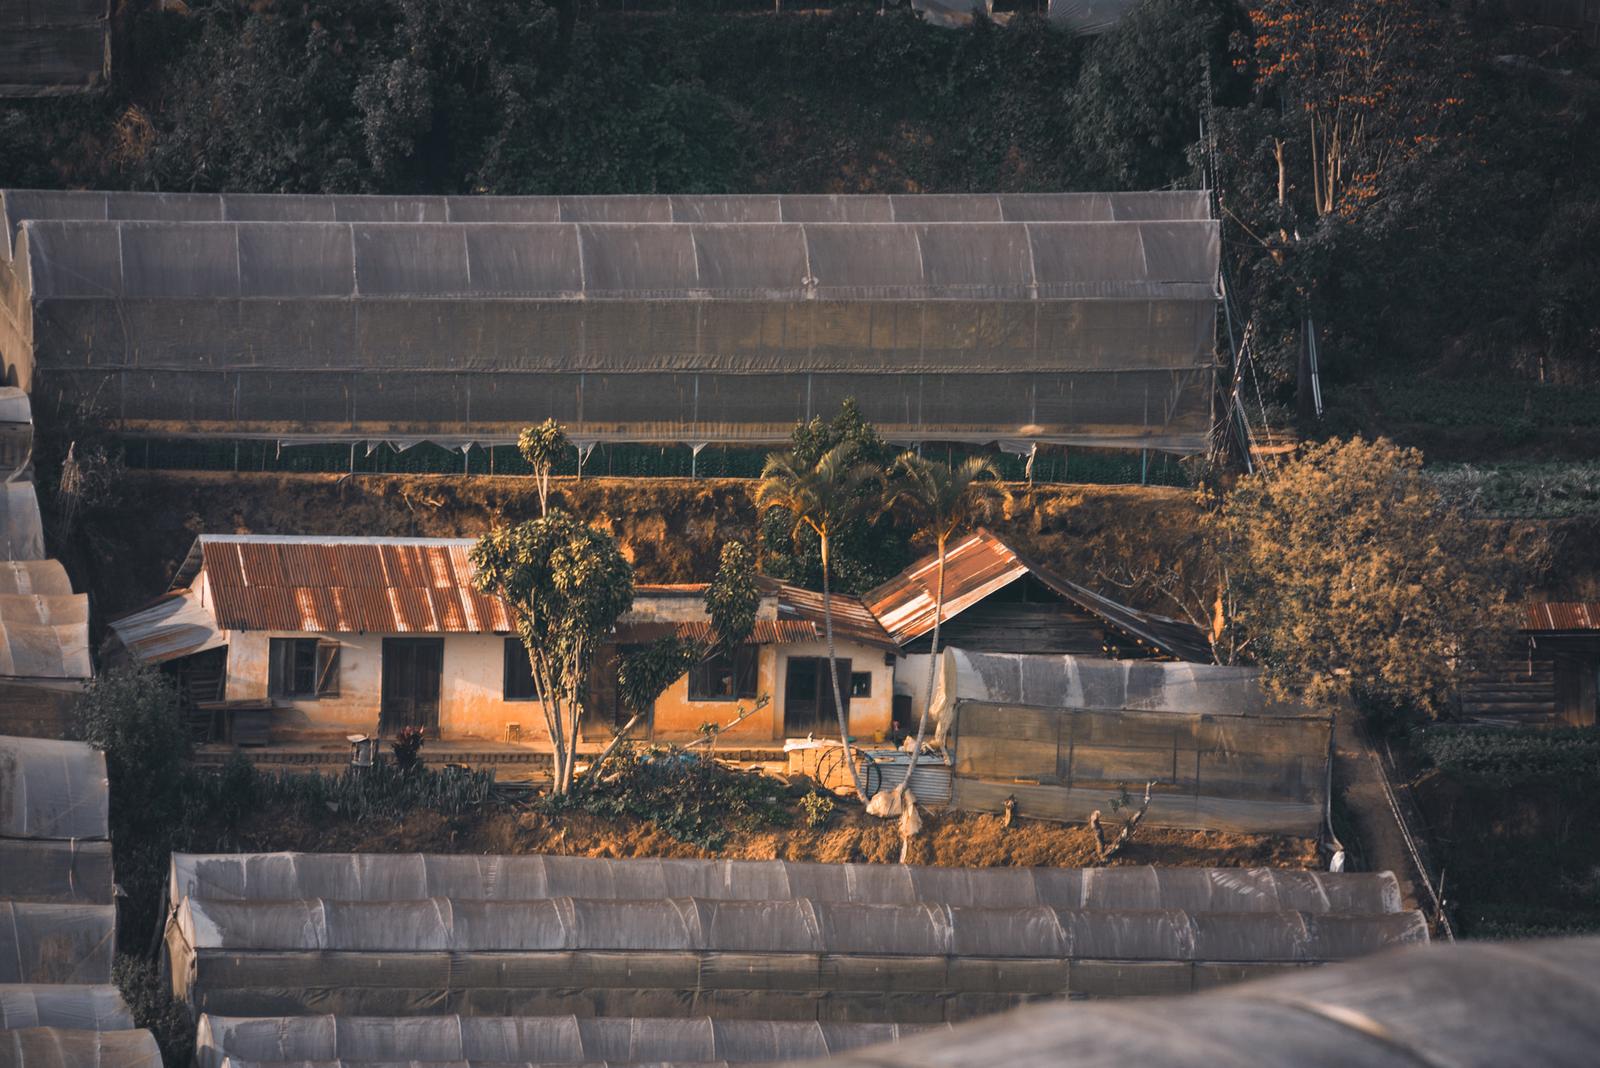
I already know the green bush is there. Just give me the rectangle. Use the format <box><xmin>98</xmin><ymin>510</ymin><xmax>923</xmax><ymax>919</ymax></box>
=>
<box><xmin>573</xmin><ymin>745</ymin><xmax>792</xmax><ymax>850</ymax></box>
<box><xmin>1416</xmin><ymin>727</ymin><xmax>1600</xmax><ymax>790</ymax></box>
<box><xmin>113</xmin><ymin>956</ymin><xmax>193</xmax><ymax>1068</ymax></box>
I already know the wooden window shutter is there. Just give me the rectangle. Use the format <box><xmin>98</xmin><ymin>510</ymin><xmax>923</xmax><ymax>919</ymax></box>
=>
<box><xmin>316</xmin><ymin>641</ymin><xmax>342</xmax><ymax>697</ymax></box>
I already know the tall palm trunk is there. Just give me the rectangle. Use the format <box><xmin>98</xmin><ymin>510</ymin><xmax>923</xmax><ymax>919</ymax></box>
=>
<box><xmin>821</xmin><ymin>534</ymin><xmax>866</xmax><ymax>796</ymax></box>
<box><xmin>904</xmin><ymin>533</ymin><xmax>947</xmax><ymax>783</ymax></box>
<box><xmin>896</xmin><ymin>534</ymin><xmax>945</xmax><ymax>864</ymax></box>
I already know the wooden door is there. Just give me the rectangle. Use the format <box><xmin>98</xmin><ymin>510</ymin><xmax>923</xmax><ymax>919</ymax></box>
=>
<box><xmin>783</xmin><ymin>656</ymin><xmax>851</xmax><ymax>736</ymax></box>
<box><xmin>381</xmin><ymin>638</ymin><xmax>443</xmax><ymax>736</ymax></box>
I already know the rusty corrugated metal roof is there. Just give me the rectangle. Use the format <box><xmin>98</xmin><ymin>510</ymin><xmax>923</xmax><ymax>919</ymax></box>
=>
<box><xmin>863</xmin><ymin>528</ymin><xmax>1214</xmax><ymax>663</ymax></box>
<box><xmin>765</xmin><ymin>579</ymin><xmax>896</xmax><ymax>649</ymax></box>
<box><xmin>1524</xmin><ymin>603</ymin><xmax>1600</xmax><ymax>632</ymax></box>
<box><xmin>865</xmin><ymin>530</ymin><xmax>1031</xmax><ymax>645</ymax></box>
<box><xmin>195</xmin><ymin>535</ymin><xmax>516</xmax><ymax>633</ymax></box>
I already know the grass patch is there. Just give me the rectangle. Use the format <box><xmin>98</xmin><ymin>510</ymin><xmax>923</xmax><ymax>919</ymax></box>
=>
<box><xmin>1415</xmin><ymin>726</ymin><xmax>1600</xmax><ymax>789</ymax></box>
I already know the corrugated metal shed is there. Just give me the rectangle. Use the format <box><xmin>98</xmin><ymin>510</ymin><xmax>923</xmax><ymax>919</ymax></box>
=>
<box><xmin>864</xmin><ymin>529</ymin><xmax>1212</xmax><ymax>662</ymax></box>
<box><xmin>1525</xmin><ymin>603</ymin><xmax>1600</xmax><ymax>632</ymax></box>
<box><xmin>194</xmin><ymin>535</ymin><xmax>515</xmax><ymax>634</ymax></box>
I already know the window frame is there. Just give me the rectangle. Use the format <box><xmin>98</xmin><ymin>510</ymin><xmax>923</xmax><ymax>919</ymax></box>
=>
<box><xmin>502</xmin><ymin>636</ymin><xmax>542</xmax><ymax>702</ymax></box>
<box><xmin>850</xmin><ymin>671</ymin><xmax>872</xmax><ymax>699</ymax></box>
<box><xmin>269</xmin><ymin>637</ymin><xmax>339</xmax><ymax>699</ymax></box>
<box><xmin>687</xmin><ymin>644</ymin><xmax>759</xmax><ymax>702</ymax></box>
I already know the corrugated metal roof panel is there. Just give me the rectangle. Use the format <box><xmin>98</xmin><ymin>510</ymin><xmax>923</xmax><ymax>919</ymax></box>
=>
<box><xmin>195</xmin><ymin>536</ymin><xmax>515</xmax><ymax>634</ymax></box>
<box><xmin>768</xmin><ymin>580</ymin><xmax>896</xmax><ymax>649</ymax></box>
<box><xmin>107</xmin><ymin>589</ymin><xmax>226</xmax><ymax>664</ymax></box>
<box><xmin>1524</xmin><ymin>603</ymin><xmax>1600</xmax><ymax>632</ymax></box>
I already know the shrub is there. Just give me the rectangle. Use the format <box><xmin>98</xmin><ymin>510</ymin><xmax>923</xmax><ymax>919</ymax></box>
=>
<box><xmin>800</xmin><ymin>791</ymin><xmax>835</xmax><ymax>829</ymax></box>
<box><xmin>573</xmin><ymin>745</ymin><xmax>791</xmax><ymax>850</ymax></box>
<box><xmin>391</xmin><ymin>725</ymin><xmax>427</xmax><ymax>770</ymax></box>
<box><xmin>114</xmin><ymin>956</ymin><xmax>193</xmax><ymax>1068</ymax></box>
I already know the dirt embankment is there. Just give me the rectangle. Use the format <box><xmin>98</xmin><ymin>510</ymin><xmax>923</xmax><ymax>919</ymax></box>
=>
<box><xmin>223</xmin><ymin>804</ymin><xmax>1319</xmax><ymax>871</ymax></box>
<box><xmin>93</xmin><ymin>471</ymin><xmax>1203</xmax><ymax>618</ymax></box>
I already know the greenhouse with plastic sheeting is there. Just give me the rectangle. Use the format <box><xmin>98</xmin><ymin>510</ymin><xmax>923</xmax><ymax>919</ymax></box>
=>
<box><xmin>164</xmin><ymin>890</ymin><xmax>1426</xmax><ymax>1016</ymax></box>
<box><xmin>0</xmin><ymin>191</ymin><xmax>1220</xmax><ymax>453</ymax></box>
<box><xmin>168</xmin><ymin>853</ymin><xmax>1402</xmax><ymax>915</ymax></box>
<box><xmin>195</xmin><ymin>1014</ymin><xmax>939</xmax><ymax>1068</ymax></box>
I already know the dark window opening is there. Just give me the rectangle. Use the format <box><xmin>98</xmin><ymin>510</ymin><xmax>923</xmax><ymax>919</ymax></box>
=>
<box><xmin>850</xmin><ymin>671</ymin><xmax>872</xmax><ymax>698</ymax></box>
<box><xmin>688</xmin><ymin>644</ymin><xmax>759</xmax><ymax>701</ymax></box>
<box><xmin>503</xmin><ymin>637</ymin><xmax>542</xmax><ymax>701</ymax></box>
<box><xmin>270</xmin><ymin>637</ymin><xmax>339</xmax><ymax>698</ymax></box>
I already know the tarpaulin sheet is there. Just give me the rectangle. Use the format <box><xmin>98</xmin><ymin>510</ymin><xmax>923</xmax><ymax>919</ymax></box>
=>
<box><xmin>0</xmin><ymin>987</ymin><xmax>131</xmax><ymax>1031</ymax></box>
<box><xmin>898</xmin><ymin>649</ymin><xmax>1312</xmax><ymax>723</ymax></box>
<box><xmin>795</xmin><ymin>937</ymin><xmax>1600</xmax><ymax>1068</ymax></box>
<box><xmin>0</xmin><ymin>904</ymin><xmax>115</xmax><ymax>984</ymax></box>
<box><xmin>0</xmin><ymin>841</ymin><xmax>113</xmax><ymax>903</ymax></box>
<box><xmin>0</xmin><ymin>1028</ymin><xmax>160</xmax><ymax>1068</ymax></box>
<box><xmin>195</xmin><ymin>1015</ymin><xmax>939</xmax><ymax>1068</ymax></box>
<box><xmin>169</xmin><ymin>854</ymin><xmax>1401</xmax><ymax>916</ymax></box>
<box><xmin>0</xmin><ymin>736</ymin><xmax>108</xmax><ymax>839</ymax></box>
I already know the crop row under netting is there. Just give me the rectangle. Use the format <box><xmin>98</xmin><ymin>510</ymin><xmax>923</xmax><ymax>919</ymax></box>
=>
<box><xmin>117</xmin><ymin>437</ymin><xmax>1194</xmax><ymax>485</ymax></box>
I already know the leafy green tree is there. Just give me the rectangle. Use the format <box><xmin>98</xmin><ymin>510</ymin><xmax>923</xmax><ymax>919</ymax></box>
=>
<box><xmin>470</xmin><ymin>510</ymin><xmax>634</xmax><ymax>794</ymax></box>
<box><xmin>518</xmin><ymin>419</ymin><xmax>570</xmax><ymax>516</ymax></box>
<box><xmin>759</xmin><ymin>400</ymin><xmax>908</xmax><ymax>594</ymax></box>
<box><xmin>757</xmin><ymin>442</ymin><xmax>882</xmax><ymax>796</ymax></box>
<box><xmin>885</xmin><ymin>454</ymin><xmax>1008</xmax><ymax>795</ymax></box>
<box><xmin>1213</xmin><ymin>437</ymin><xmax>1522</xmax><ymax>715</ymax></box>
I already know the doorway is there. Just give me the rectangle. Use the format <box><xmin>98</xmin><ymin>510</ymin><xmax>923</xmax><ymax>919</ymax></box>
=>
<box><xmin>381</xmin><ymin>638</ymin><xmax>444</xmax><ymax>736</ymax></box>
<box><xmin>783</xmin><ymin>656</ymin><xmax>850</xmax><ymax>736</ymax></box>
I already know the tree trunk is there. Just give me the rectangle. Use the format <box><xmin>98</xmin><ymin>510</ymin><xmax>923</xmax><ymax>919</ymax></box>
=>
<box><xmin>821</xmin><ymin>534</ymin><xmax>866</xmax><ymax>796</ymax></box>
<box><xmin>901</xmin><ymin>535</ymin><xmax>946</xmax><ymax>790</ymax></box>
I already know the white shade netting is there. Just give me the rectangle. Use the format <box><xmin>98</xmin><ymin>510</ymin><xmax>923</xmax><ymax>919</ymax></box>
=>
<box><xmin>0</xmin><ymin>905</ymin><xmax>115</xmax><ymax>985</ymax></box>
<box><xmin>0</xmin><ymin>988</ymin><xmax>132</xmax><ymax>1032</ymax></box>
<box><xmin>169</xmin><ymin>854</ymin><xmax>1402</xmax><ymax>916</ymax></box>
<box><xmin>0</xmin><ymin>737</ymin><xmax>108</xmax><ymax>840</ymax></box>
<box><xmin>195</xmin><ymin>1015</ymin><xmax>941</xmax><ymax>1068</ymax></box>
<box><xmin>2</xmin><ymin>192</ymin><xmax>1213</xmax><ymax>251</ymax></box>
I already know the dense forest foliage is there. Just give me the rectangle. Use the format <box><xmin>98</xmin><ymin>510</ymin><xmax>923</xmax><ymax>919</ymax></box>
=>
<box><xmin>2</xmin><ymin>0</ymin><xmax>1597</xmax><ymax>421</ymax></box>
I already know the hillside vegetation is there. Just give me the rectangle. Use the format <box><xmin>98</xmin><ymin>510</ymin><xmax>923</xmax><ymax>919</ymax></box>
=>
<box><xmin>3</xmin><ymin>1</ymin><xmax>1598</xmax><ymax>443</ymax></box>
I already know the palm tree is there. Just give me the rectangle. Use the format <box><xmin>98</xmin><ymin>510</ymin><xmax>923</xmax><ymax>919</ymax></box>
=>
<box><xmin>887</xmin><ymin>453</ymin><xmax>1009</xmax><ymax>792</ymax></box>
<box><xmin>756</xmin><ymin>442</ymin><xmax>881</xmax><ymax>797</ymax></box>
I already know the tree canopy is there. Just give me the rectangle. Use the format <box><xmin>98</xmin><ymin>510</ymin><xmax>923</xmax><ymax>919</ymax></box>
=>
<box><xmin>1212</xmin><ymin>437</ymin><xmax>1522</xmax><ymax>715</ymax></box>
